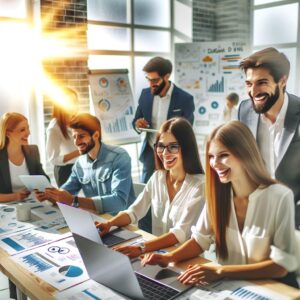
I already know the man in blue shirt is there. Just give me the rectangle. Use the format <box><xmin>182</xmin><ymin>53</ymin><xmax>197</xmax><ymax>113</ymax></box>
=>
<box><xmin>36</xmin><ymin>113</ymin><xmax>135</xmax><ymax>215</ymax></box>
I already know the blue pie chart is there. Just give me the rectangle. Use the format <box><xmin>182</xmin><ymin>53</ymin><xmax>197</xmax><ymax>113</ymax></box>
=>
<box><xmin>59</xmin><ymin>265</ymin><xmax>83</xmax><ymax>277</ymax></box>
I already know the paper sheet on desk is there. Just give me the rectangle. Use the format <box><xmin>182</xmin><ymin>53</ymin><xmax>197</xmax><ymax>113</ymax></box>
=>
<box><xmin>12</xmin><ymin>236</ymin><xmax>89</xmax><ymax>291</ymax></box>
<box><xmin>0</xmin><ymin>229</ymin><xmax>70</xmax><ymax>255</ymax></box>
<box><xmin>0</xmin><ymin>203</ymin><xmax>67</xmax><ymax>237</ymax></box>
<box><xmin>190</xmin><ymin>280</ymin><xmax>289</xmax><ymax>300</ymax></box>
<box><xmin>55</xmin><ymin>279</ymin><xmax>127</xmax><ymax>299</ymax></box>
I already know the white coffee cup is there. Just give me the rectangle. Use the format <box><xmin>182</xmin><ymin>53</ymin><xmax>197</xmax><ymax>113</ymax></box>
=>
<box><xmin>16</xmin><ymin>203</ymin><xmax>32</xmax><ymax>222</ymax></box>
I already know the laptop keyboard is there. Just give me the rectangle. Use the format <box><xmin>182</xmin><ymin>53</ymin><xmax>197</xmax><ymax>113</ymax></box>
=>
<box><xmin>136</xmin><ymin>272</ymin><xmax>179</xmax><ymax>300</ymax></box>
<box><xmin>101</xmin><ymin>233</ymin><xmax>124</xmax><ymax>247</ymax></box>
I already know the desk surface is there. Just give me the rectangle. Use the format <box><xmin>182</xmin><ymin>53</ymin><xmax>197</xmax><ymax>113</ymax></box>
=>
<box><xmin>0</xmin><ymin>214</ymin><xmax>299</xmax><ymax>300</ymax></box>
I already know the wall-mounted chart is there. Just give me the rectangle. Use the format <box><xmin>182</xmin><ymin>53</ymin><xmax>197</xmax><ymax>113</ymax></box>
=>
<box><xmin>89</xmin><ymin>69</ymin><xmax>140</xmax><ymax>145</ymax></box>
<box><xmin>175</xmin><ymin>41</ymin><xmax>249</xmax><ymax>138</ymax></box>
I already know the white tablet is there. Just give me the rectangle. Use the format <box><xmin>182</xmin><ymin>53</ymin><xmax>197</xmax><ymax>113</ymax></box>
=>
<box><xmin>19</xmin><ymin>175</ymin><xmax>53</xmax><ymax>192</ymax></box>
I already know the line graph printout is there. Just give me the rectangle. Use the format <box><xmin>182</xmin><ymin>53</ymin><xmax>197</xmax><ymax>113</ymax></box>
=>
<box><xmin>12</xmin><ymin>236</ymin><xmax>89</xmax><ymax>291</ymax></box>
<box><xmin>89</xmin><ymin>69</ymin><xmax>140</xmax><ymax>145</ymax></box>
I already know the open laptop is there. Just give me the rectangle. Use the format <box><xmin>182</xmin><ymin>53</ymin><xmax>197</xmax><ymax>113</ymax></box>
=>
<box><xmin>58</xmin><ymin>203</ymin><xmax>191</xmax><ymax>300</ymax></box>
<box><xmin>57</xmin><ymin>203</ymin><xmax>141</xmax><ymax>247</ymax></box>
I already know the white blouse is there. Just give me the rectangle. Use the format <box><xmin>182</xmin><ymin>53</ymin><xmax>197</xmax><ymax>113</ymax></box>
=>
<box><xmin>46</xmin><ymin>119</ymin><xmax>77</xmax><ymax>166</ymax></box>
<box><xmin>9</xmin><ymin>159</ymin><xmax>29</xmax><ymax>192</ymax></box>
<box><xmin>192</xmin><ymin>184</ymin><xmax>297</xmax><ymax>272</ymax></box>
<box><xmin>125</xmin><ymin>170</ymin><xmax>205</xmax><ymax>244</ymax></box>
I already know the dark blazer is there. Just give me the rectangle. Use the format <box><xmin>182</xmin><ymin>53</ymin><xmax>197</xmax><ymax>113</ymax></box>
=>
<box><xmin>238</xmin><ymin>93</ymin><xmax>300</xmax><ymax>228</ymax></box>
<box><xmin>132</xmin><ymin>84</ymin><xmax>195</xmax><ymax>163</ymax></box>
<box><xmin>0</xmin><ymin>145</ymin><xmax>49</xmax><ymax>194</ymax></box>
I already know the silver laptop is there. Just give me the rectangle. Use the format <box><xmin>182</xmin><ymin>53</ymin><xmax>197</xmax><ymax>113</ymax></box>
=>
<box><xmin>57</xmin><ymin>203</ymin><xmax>141</xmax><ymax>247</ymax></box>
<box><xmin>58</xmin><ymin>203</ymin><xmax>190</xmax><ymax>300</ymax></box>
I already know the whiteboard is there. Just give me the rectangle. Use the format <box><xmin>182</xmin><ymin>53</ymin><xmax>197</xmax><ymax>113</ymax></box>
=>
<box><xmin>175</xmin><ymin>41</ymin><xmax>250</xmax><ymax>137</ymax></box>
<box><xmin>89</xmin><ymin>69</ymin><xmax>140</xmax><ymax>145</ymax></box>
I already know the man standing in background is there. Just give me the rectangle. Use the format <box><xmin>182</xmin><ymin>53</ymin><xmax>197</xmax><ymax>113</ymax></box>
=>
<box><xmin>133</xmin><ymin>56</ymin><xmax>195</xmax><ymax>184</ymax></box>
<box><xmin>238</xmin><ymin>47</ymin><xmax>300</xmax><ymax>229</ymax></box>
<box><xmin>132</xmin><ymin>57</ymin><xmax>195</xmax><ymax>233</ymax></box>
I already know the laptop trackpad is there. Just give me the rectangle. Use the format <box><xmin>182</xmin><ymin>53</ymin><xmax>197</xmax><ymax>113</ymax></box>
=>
<box><xmin>133</xmin><ymin>260</ymin><xmax>187</xmax><ymax>291</ymax></box>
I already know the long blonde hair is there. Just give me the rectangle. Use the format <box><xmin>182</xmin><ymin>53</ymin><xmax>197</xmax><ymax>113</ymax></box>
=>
<box><xmin>0</xmin><ymin>112</ymin><xmax>27</xmax><ymax>149</ymax></box>
<box><xmin>205</xmin><ymin>121</ymin><xmax>276</xmax><ymax>259</ymax></box>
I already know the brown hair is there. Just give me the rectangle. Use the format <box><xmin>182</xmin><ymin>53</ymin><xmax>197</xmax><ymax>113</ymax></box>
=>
<box><xmin>154</xmin><ymin>117</ymin><xmax>204</xmax><ymax>174</ymax></box>
<box><xmin>0</xmin><ymin>112</ymin><xmax>28</xmax><ymax>149</ymax></box>
<box><xmin>226</xmin><ymin>92</ymin><xmax>239</xmax><ymax>106</ymax></box>
<box><xmin>69</xmin><ymin>113</ymin><xmax>101</xmax><ymax>141</ymax></box>
<box><xmin>52</xmin><ymin>87</ymin><xmax>78</xmax><ymax>139</ymax></box>
<box><xmin>143</xmin><ymin>57</ymin><xmax>172</xmax><ymax>77</ymax></box>
<box><xmin>206</xmin><ymin>121</ymin><xmax>276</xmax><ymax>259</ymax></box>
<box><xmin>240</xmin><ymin>48</ymin><xmax>290</xmax><ymax>87</ymax></box>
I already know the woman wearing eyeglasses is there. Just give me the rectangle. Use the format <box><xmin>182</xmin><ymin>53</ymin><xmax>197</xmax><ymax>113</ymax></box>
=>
<box><xmin>96</xmin><ymin>117</ymin><xmax>205</xmax><ymax>258</ymax></box>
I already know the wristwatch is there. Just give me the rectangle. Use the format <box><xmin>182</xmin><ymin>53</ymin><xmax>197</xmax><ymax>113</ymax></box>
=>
<box><xmin>72</xmin><ymin>196</ymin><xmax>79</xmax><ymax>208</ymax></box>
<box><xmin>138</xmin><ymin>242</ymin><xmax>146</xmax><ymax>254</ymax></box>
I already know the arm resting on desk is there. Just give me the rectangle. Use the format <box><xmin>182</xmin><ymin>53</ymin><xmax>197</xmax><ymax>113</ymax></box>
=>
<box><xmin>114</xmin><ymin>232</ymin><xmax>179</xmax><ymax>258</ymax></box>
<box><xmin>177</xmin><ymin>259</ymin><xmax>287</xmax><ymax>286</ymax></box>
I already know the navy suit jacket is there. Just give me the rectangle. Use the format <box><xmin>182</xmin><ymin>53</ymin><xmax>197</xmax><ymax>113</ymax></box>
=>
<box><xmin>132</xmin><ymin>84</ymin><xmax>195</xmax><ymax>163</ymax></box>
<box><xmin>0</xmin><ymin>145</ymin><xmax>49</xmax><ymax>194</ymax></box>
<box><xmin>238</xmin><ymin>93</ymin><xmax>300</xmax><ymax>228</ymax></box>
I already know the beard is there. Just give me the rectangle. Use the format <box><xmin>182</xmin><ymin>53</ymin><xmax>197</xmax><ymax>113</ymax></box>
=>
<box><xmin>249</xmin><ymin>85</ymin><xmax>280</xmax><ymax>114</ymax></box>
<box><xmin>78</xmin><ymin>138</ymin><xmax>95</xmax><ymax>155</ymax></box>
<box><xmin>151</xmin><ymin>79</ymin><xmax>166</xmax><ymax>96</ymax></box>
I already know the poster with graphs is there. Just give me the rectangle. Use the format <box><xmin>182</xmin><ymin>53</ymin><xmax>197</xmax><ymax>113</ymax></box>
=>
<box><xmin>89</xmin><ymin>69</ymin><xmax>140</xmax><ymax>145</ymax></box>
<box><xmin>175</xmin><ymin>41</ymin><xmax>249</xmax><ymax>146</ymax></box>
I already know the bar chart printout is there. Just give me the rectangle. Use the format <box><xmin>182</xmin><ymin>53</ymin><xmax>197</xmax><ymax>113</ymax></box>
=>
<box><xmin>12</xmin><ymin>236</ymin><xmax>89</xmax><ymax>291</ymax></box>
<box><xmin>190</xmin><ymin>280</ymin><xmax>289</xmax><ymax>300</ymax></box>
<box><xmin>0</xmin><ymin>229</ymin><xmax>65</xmax><ymax>255</ymax></box>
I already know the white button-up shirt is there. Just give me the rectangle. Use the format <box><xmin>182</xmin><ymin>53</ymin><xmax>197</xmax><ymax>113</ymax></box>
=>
<box><xmin>257</xmin><ymin>93</ymin><xmax>288</xmax><ymax>177</ymax></box>
<box><xmin>192</xmin><ymin>184</ymin><xmax>297</xmax><ymax>272</ymax></box>
<box><xmin>148</xmin><ymin>83</ymin><xmax>174</xmax><ymax>148</ymax></box>
<box><xmin>125</xmin><ymin>170</ymin><xmax>205</xmax><ymax>244</ymax></box>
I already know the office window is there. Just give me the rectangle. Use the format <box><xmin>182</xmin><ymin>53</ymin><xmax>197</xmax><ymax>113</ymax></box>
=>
<box><xmin>252</xmin><ymin>0</ymin><xmax>300</xmax><ymax>95</ymax></box>
<box><xmin>87</xmin><ymin>0</ymin><xmax>129</xmax><ymax>23</ymax></box>
<box><xmin>87</xmin><ymin>25</ymin><xmax>131</xmax><ymax>51</ymax></box>
<box><xmin>134</xmin><ymin>29</ymin><xmax>170</xmax><ymax>52</ymax></box>
<box><xmin>134</xmin><ymin>0</ymin><xmax>170</xmax><ymax>27</ymax></box>
<box><xmin>253</xmin><ymin>3</ymin><xmax>298</xmax><ymax>46</ymax></box>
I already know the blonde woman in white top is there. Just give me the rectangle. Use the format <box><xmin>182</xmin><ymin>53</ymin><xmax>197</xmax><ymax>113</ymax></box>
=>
<box><xmin>96</xmin><ymin>117</ymin><xmax>205</xmax><ymax>258</ymax></box>
<box><xmin>46</xmin><ymin>87</ymin><xmax>80</xmax><ymax>187</ymax></box>
<box><xmin>142</xmin><ymin>121</ymin><xmax>298</xmax><ymax>289</ymax></box>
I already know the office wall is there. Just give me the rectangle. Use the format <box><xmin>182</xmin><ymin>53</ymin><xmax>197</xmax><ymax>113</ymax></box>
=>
<box><xmin>192</xmin><ymin>0</ymin><xmax>250</xmax><ymax>43</ymax></box>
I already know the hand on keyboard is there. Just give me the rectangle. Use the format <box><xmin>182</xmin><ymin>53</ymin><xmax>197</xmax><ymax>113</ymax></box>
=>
<box><xmin>95</xmin><ymin>221</ymin><xmax>111</xmax><ymax>237</ymax></box>
<box><xmin>140</xmin><ymin>253</ymin><xmax>171</xmax><ymax>268</ymax></box>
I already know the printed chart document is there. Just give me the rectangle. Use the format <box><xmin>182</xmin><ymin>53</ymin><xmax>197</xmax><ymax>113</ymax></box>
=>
<box><xmin>12</xmin><ymin>236</ymin><xmax>89</xmax><ymax>291</ymax></box>
<box><xmin>0</xmin><ymin>229</ymin><xmax>70</xmax><ymax>255</ymax></box>
<box><xmin>0</xmin><ymin>203</ymin><xmax>67</xmax><ymax>237</ymax></box>
<box><xmin>190</xmin><ymin>280</ymin><xmax>289</xmax><ymax>300</ymax></box>
<box><xmin>55</xmin><ymin>279</ymin><xmax>127</xmax><ymax>300</ymax></box>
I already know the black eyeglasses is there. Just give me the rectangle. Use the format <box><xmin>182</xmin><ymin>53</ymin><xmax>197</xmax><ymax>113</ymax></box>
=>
<box><xmin>145</xmin><ymin>76</ymin><xmax>162</xmax><ymax>84</ymax></box>
<box><xmin>154</xmin><ymin>143</ymin><xmax>180</xmax><ymax>154</ymax></box>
